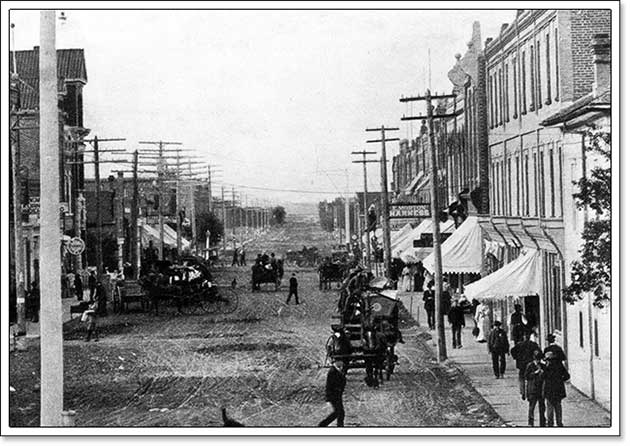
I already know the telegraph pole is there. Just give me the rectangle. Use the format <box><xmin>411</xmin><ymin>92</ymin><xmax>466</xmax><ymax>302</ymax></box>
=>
<box><xmin>231</xmin><ymin>186</ymin><xmax>236</xmax><ymax>249</ymax></box>
<box><xmin>351</xmin><ymin>150</ymin><xmax>378</xmax><ymax>272</ymax></box>
<box><xmin>38</xmin><ymin>10</ymin><xmax>62</xmax><ymax>426</ymax></box>
<box><xmin>208</xmin><ymin>165</ymin><xmax>212</xmax><ymax>213</ymax></box>
<box><xmin>131</xmin><ymin>151</ymin><xmax>139</xmax><ymax>278</ymax></box>
<box><xmin>400</xmin><ymin>89</ymin><xmax>457</xmax><ymax>362</ymax></box>
<box><xmin>366</xmin><ymin>126</ymin><xmax>399</xmax><ymax>280</ymax></box>
<box><xmin>221</xmin><ymin>185</ymin><xmax>227</xmax><ymax>254</ymax></box>
<box><xmin>116</xmin><ymin>171</ymin><xmax>125</xmax><ymax>272</ymax></box>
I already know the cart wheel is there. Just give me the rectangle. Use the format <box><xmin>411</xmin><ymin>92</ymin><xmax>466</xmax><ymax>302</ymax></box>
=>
<box><xmin>177</xmin><ymin>293</ymin><xmax>203</xmax><ymax>316</ymax></box>
<box><xmin>201</xmin><ymin>286</ymin><xmax>239</xmax><ymax>315</ymax></box>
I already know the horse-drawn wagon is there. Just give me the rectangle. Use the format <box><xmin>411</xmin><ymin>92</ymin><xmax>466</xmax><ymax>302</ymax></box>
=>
<box><xmin>325</xmin><ymin>273</ymin><xmax>401</xmax><ymax>387</ymax></box>
<box><xmin>137</xmin><ymin>258</ymin><xmax>238</xmax><ymax>315</ymax></box>
<box><xmin>251</xmin><ymin>260</ymin><xmax>284</xmax><ymax>291</ymax></box>
<box><xmin>285</xmin><ymin>246</ymin><xmax>319</xmax><ymax>267</ymax></box>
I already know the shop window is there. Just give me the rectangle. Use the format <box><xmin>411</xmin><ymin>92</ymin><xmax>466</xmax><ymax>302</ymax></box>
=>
<box><xmin>594</xmin><ymin>319</ymin><xmax>599</xmax><ymax>357</ymax></box>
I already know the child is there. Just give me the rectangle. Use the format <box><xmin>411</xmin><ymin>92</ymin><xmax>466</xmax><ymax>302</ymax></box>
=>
<box><xmin>82</xmin><ymin>301</ymin><xmax>99</xmax><ymax>342</ymax></box>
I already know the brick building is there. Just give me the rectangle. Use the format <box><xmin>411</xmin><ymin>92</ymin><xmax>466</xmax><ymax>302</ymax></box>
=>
<box><xmin>9</xmin><ymin>47</ymin><xmax>88</xmax><ymax>291</ymax></box>
<box><xmin>483</xmin><ymin>9</ymin><xmax>611</xmax><ymax>359</ymax></box>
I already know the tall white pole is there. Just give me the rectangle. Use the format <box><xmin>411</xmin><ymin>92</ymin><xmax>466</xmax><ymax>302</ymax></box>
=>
<box><xmin>39</xmin><ymin>10</ymin><xmax>63</xmax><ymax>426</ymax></box>
<box><xmin>345</xmin><ymin>169</ymin><xmax>351</xmax><ymax>246</ymax></box>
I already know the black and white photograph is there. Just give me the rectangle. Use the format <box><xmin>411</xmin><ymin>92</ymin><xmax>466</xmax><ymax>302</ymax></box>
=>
<box><xmin>1</xmin><ymin>1</ymin><xmax>622</xmax><ymax>436</ymax></box>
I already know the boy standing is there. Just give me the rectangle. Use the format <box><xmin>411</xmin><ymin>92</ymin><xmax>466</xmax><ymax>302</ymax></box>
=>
<box><xmin>524</xmin><ymin>350</ymin><xmax>546</xmax><ymax>426</ymax></box>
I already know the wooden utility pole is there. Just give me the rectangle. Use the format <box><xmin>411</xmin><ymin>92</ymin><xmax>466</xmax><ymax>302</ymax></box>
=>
<box><xmin>400</xmin><ymin>89</ymin><xmax>457</xmax><ymax>362</ymax></box>
<box><xmin>131</xmin><ymin>151</ymin><xmax>139</xmax><ymax>278</ymax></box>
<box><xmin>231</xmin><ymin>186</ymin><xmax>236</xmax><ymax>249</ymax></box>
<box><xmin>366</xmin><ymin>126</ymin><xmax>399</xmax><ymax>280</ymax></box>
<box><xmin>221</xmin><ymin>185</ymin><xmax>227</xmax><ymax>254</ymax></box>
<box><xmin>116</xmin><ymin>171</ymin><xmax>125</xmax><ymax>272</ymax></box>
<box><xmin>351</xmin><ymin>150</ymin><xmax>378</xmax><ymax>272</ymax></box>
<box><xmin>208</xmin><ymin>165</ymin><xmax>212</xmax><ymax>213</ymax></box>
<box><xmin>38</xmin><ymin>10</ymin><xmax>62</xmax><ymax>425</ymax></box>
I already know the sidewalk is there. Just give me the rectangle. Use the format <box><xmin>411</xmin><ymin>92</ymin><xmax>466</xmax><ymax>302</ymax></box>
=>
<box><xmin>397</xmin><ymin>291</ymin><xmax>611</xmax><ymax>428</ymax></box>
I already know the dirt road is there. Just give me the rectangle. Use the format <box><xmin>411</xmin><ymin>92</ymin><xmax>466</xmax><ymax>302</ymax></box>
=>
<box><xmin>9</xmin><ymin>215</ymin><xmax>502</xmax><ymax>428</ymax></box>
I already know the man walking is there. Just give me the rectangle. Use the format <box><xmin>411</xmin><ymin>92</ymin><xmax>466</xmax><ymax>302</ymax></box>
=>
<box><xmin>525</xmin><ymin>350</ymin><xmax>546</xmax><ymax>427</ymax></box>
<box><xmin>511</xmin><ymin>332</ymin><xmax>541</xmax><ymax>399</ymax></box>
<box><xmin>543</xmin><ymin>333</ymin><xmax>567</xmax><ymax>363</ymax></box>
<box><xmin>542</xmin><ymin>350</ymin><xmax>571</xmax><ymax>427</ymax></box>
<box><xmin>423</xmin><ymin>281</ymin><xmax>435</xmax><ymax>330</ymax></box>
<box><xmin>318</xmin><ymin>359</ymin><xmax>347</xmax><ymax>427</ymax></box>
<box><xmin>447</xmin><ymin>298</ymin><xmax>466</xmax><ymax>349</ymax></box>
<box><xmin>286</xmin><ymin>273</ymin><xmax>299</xmax><ymax>305</ymax></box>
<box><xmin>488</xmin><ymin>320</ymin><xmax>510</xmax><ymax>378</ymax></box>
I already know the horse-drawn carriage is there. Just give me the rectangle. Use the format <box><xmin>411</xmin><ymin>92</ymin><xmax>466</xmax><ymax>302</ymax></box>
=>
<box><xmin>251</xmin><ymin>260</ymin><xmax>284</xmax><ymax>291</ymax></box>
<box><xmin>325</xmin><ymin>275</ymin><xmax>401</xmax><ymax>387</ymax></box>
<box><xmin>285</xmin><ymin>246</ymin><xmax>320</xmax><ymax>267</ymax></box>
<box><xmin>135</xmin><ymin>258</ymin><xmax>238</xmax><ymax>315</ymax></box>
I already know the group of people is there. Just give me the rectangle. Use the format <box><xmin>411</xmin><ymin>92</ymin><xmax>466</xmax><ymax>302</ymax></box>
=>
<box><xmin>231</xmin><ymin>247</ymin><xmax>247</xmax><ymax>266</ymax></box>
<box><xmin>391</xmin><ymin>258</ymin><xmax>425</xmax><ymax>292</ymax></box>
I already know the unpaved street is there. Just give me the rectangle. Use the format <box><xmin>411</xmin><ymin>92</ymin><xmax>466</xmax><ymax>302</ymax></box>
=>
<box><xmin>9</xmin><ymin>215</ymin><xmax>502</xmax><ymax>427</ymax></box>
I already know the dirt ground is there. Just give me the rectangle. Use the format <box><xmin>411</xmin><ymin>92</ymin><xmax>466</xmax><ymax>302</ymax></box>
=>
<box><xmin>9</xmin><ymin>215</ymin><xmax>503</xmax><ymax>428</ymax></box>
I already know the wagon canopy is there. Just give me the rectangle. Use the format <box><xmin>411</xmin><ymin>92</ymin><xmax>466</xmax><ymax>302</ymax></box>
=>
<box><xmin>367</xmin><ymin>292</ymin><xmax>399</xmax><ymax>318</ymax></box>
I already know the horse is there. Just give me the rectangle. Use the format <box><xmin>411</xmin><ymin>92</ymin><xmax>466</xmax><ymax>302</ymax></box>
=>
<box><xmin>362</xmin><ymin>328</ymin><xmax>386</xmax><ymax>388</ymax></box>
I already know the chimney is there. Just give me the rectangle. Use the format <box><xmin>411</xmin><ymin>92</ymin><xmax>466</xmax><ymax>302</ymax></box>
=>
<box><xmin>592</xmin><ymin>34</ymin><xmax>611</xmax><ymax>95</ymax></box>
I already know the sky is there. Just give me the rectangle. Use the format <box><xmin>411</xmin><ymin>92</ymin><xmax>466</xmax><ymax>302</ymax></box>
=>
<box><xmin>9</xmin><ymin>8</ymin><xmax>516</xmax><ymax>205</ymax></box>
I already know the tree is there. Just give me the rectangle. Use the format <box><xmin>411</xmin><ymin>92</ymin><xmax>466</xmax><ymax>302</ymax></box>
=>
<box><xmin>195</xmin><ymin>212</ymin><xmax>224</xmax><ymax>246</ymax></box>
<box><xmin>563</xmin><ymin>130</ymin><xmax>611</xmax><ymax>308</ymax></box>
<box><xmin>271</xmin><ymin>206</ymin><xmax>286</xmax><ymax>225</ymax></box>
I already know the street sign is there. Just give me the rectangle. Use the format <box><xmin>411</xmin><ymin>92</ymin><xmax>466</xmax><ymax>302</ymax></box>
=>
<box><xmin>67</xmin><ymin>237</ymin><xmax>85</xmax><ymax>256</ymax></box>
<box><xmin>389</xmin><ymin>203</ymin><xmax>431</xmax><ymax>218</ymax></box>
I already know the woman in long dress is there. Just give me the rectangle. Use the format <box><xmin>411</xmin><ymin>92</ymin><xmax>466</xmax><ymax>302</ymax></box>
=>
<box><xmin>474</xmin><ymin>299</ymin><xmax>491</xmax><ymax>342</ymax></box>
<box><xmin>401</xmin><ymin>265</ymin><xmax>412</xmax><ymax>292</ymax></box>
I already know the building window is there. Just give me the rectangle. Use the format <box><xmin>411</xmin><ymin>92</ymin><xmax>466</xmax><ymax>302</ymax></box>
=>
<box><xmin>579</xmin><ymin>311</ymin><xmax>584</xmax><ymax>348</ymax></box>
<box><xmin>516</xmin><ymin>155</ymin><xmax>520</xmax><ymax>214</ymax></box>
<box><xmin>498</xmin><ymin>68</ymin><xmax>503</xmax><ymax>125</ymax></box>
<box><xmin>501</xmin><ymin>160</ymin><xmax>506</xmax><ymax>215</ymax></box>
<box><xmin>522</xmin><ymin>49</ymin><xmax>528</xmax><ymax>114</ymax></box>
<box><xmin>594</xmin><ymin>319</ymin><xmax>599</xmax><ymax>357</ymax></box>
<box><xmin>530</xmin><ymin>44</ymin><xmax>536</xmax><ymax>112</ymax></box>
<box><xmin>554</xmin><ymin>28</ymin><xmax>560</xmax><ymax>102</ymax></box>
<box><xmin>507</xmin><ymin>157</ymin><xmax>512</xmax><ymax>216</ymax></box>
<box><xmin>545</xmin><ymin>33</ymin><xmax>552</xmax><ymax>105</ymax></box>
<box><xmin>539</xmin><ymin>149</ymin><xmax>546</xmax><ymax>217</ymax></box>
<box><xmin>549</xmin><ymin>147</ymin><xmax>555</xmax><ymax>217</ymax></box>
<box><xmin>533</xmin><ymin>152</ymin><xmax>538</xmax><ymax>216</ymax></box>
<box><xmin>494</xmin><ymin>72</ymin><xmax>500</xmax><ymax>127</ymax></box>
<box><xmin>536</xmin><ymin>40</ymin><xmax>543</xmax><ymax>109</ymax></box>
<box><xmin>513</xmin><ymin>58</ymin><xmax>518</xmax><ymax>119</ymax></box>
<box><xmin>524</xmin><ymin>154</ymin><xmax>529</xmax><ymax>215</ymax></box>
<box><xmin>557</xmin><ymin>145</ymin><xmax>564</xmax><ymax>216</ymax></box>
<box><xmin>504</xmin><ymin>64</ymin><xmax>510</xmax><ymax>122</ymax></box>
<box><xmin>488</xmin><ymin>75</ymin><xmax>494</xmax><ymax>128</ymax></box>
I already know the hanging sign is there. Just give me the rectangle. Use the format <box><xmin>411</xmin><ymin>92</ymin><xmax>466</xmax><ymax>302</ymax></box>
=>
<box><xmin>389</xmin><ymin>203</ymin><xmax>431</xmax><ymax>218</ymax></box>
<box><xmin>67</xmin><ymin>237</ymin><xmax>85</xmax><ymax>256</ymax></box>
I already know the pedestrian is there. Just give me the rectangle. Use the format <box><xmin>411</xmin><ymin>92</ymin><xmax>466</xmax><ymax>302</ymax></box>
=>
<box><xmin>474</xmin><ymin>298</ymin><xmax>490</xmax><ymax>342</ymax></box>
<box><xmin>123</xmin><ymin>262</ymin><xmax>133</xmax><ymax>279</ymax></box>
<box><xmin>286</xmin><ymin>273</ymin><xmax>299</xmax><ymax>304</ymax></box>
<box><xmin>74</xmin><ymin>271</ymin><xmax>84</xmax><ymax>301</ymax></box>
<box><xmin>82</xmin><ymin>301</ymin><xmax>99</xmax><ymax>342</ymax></box>
<box><xmin>88</xmin><ymin>270</ymin><xmax>97</xmax><ymax>300</ymax></box>
<box><xmin>413</xmin><ymin>262</ymin><xmax>424</xmax><ymax>292</ymax></box>
<box><xmin>510</xmin><ymin>303</ymin><xmax>528</xmax><ymax>345</ymax></box>
<box><xmin>542</xmin><ymin>350</ymin><xmax>571</xmax><ymax>427</ymax></box>
<box><xmin>401</xmin><ymin>264</ymin><xmax>411</xmax><ymax>292</ymax></box>
<box><xmin>440</xmin><ymin>280</ymin><xmax>453</xmax><ymax>316</ymax></box>
<box><xmin>318</xmin><ymin>358</ymin><xmax>347</xmax><ymax>427</ymax></box>
<box><xmin>423</xmin><ymin>281</ymin><xmax>435</xmax><ymax>330</ymax></box>
<box><xmin>488</xmin><ymin>320</ymin><xmax>510</xmax><ymax>378</ymax></box>
<box><xmin>543</xmin><ymin>333</ymin><xmax>567</xmax><ymax>363</ymax></box>
<box><xmin>27</xmin><ymin>281</ymin><xmax>40</xmax><ymax>323</ymax></box>
<box><xmin>239</xmin><ymin>247</ymin><xmax>246</xmax><ymax>266</ymax></box>
<box><xmin>447</xmin><ymin>298</ymin><xmax>466</xmax><ymax>349</ymax></box>
<box><xmin>524</xmin><ymin>350</ymin><xmax>546</xmax><ymax>427</ymax></box>
<box><xmin>511</xmin><ymin>332</ymin><xmax>541</xmax><ymax>400</ymax></box>
<box><xmin>232</xmin><ymin>248</ymin><xmax>239</xmax><ymax>266</ymax></box>
<box><xmin>94</xmin><ymin>281</ymin><xmax>107</xmax><ymax>316</ymax></box>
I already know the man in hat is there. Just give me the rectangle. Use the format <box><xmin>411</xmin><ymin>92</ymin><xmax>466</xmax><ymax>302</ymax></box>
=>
<box><xmin>488</xmin><ymin>320</ymin><xmax>510</xmax><ymax>378</ymax></box>
<box><xmin>423</xmin><ymin>281</ymin><xmax>436</xmax><ymax>330</ymax></box>
<box><xmin>511</xmin><ymin>332</ymin><xmax>541</xmax><ymax>400</ymax></box>
<box><xmin>510</xmin><ymin>303</ymin><xmax>528</xmax><ymax>345</ymax></box>
<box><xmin>318</xmin><ymin>358</ymin><xmax>347</xmax><ymax>427</ymax></box>
<box><xmin>447</xmin><ymin>298</ymin><xmax>466</xmax><ymax>349</ymax></box>
<box><xmin>286</xmin><ymin>273</ymin><xmax>299</xmax><ymax>305</ymax></box>
<box><xmin>525</xmin><ymin>350</ymin><xmax>546</xmax><ymax>426</ymax></box>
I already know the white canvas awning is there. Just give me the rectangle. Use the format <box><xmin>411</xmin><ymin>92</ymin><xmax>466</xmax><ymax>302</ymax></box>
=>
<box><xmin>423</xmin><ymin>216</ymin><xmax>484</xmax><ymax>274</ymax></box>
<box><xmin>140</xmin><ymin>224</ymin><xmax>190</xmax><ymax>250</ymax></box>
<box><xmin>463</xmin><ymin>249</ymin><xmax>542</xmax><ymax>301</ymax></box>
<box><xmin>391</xmin><ymin>223</ymin><xmax>413</xmax><ymax>244</ymax></box>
